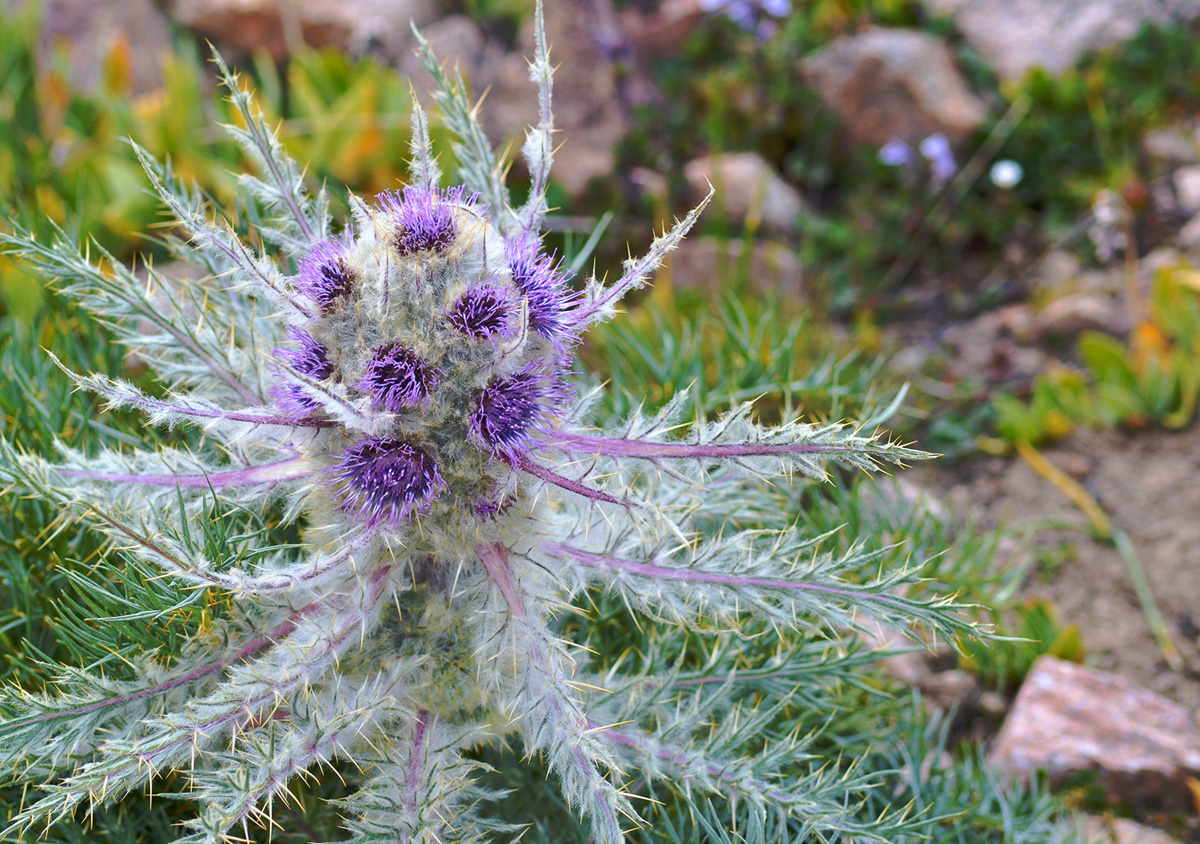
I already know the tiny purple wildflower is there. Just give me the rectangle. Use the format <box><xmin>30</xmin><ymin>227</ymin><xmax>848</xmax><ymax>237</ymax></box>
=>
<box><xmin>357</xmin><ymin>343</ymin><xmax>437</xmax><ymax>412</ymax></box>
<box><xmin>270</xmin><ymin>328</ymin><xmax>336</xmax><ymax>415</ymax></box>
<box><xmin>295</xmin><ymin>238</ymin><xmax>356</xmax><ymax>313</ymax></box>
<box><xmin>447</xmin><ymin>281</ymin><xmax>517</xmax><ymax>339</ymax></box>
<box><xmin>506</xmin><ymin>237</ymin><xmax>576</xmax><ymax>341</ymax></box>
<box><xmin>470</xmin><ymin>367</ymin><xmax>561</xmax><ymax>458</ymax></box>
<box><xmin>878</xmin><ymin>138</ymin><xmax>914</xmax><ymax>167</ymax></box>
<box><xmin>919</xmin><ymin>133</ymin><xmax>957</xmax><ymax>188</ymax></box>
<box><xmin>377</xmin><ymin>185</ymin><xmax>463</xmax><ymax>256</ymax></box>
<box><xmin>329</xmin><ymin>436</ymin><xmax>445</xmax><ymax>526</ymax></box>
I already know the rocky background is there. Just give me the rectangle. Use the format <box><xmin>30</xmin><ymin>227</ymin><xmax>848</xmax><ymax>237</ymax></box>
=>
<box><xmin>10</xmin><ymin>0</ymin><xmax>1200</xmax><ymax>841</ymax></box>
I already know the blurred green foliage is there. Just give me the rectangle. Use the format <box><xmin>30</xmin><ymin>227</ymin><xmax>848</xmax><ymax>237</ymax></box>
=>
<box><xmin>0</xmin><ymin>7</ymin><xmax>416</xmax><ymax>319</ymax></box>
<box><xmin>581</xmin><ymin>277</ymin><xmax>888</xmax><ymax>424</ymax></box>
<box><xmin>993</xmin><ymin>261</ymin><xmax>1200</xmax><ymax>445</ymax></box>
<box><xmin>960</xmin><ymin>599</ymin><xmax>1085</xmax><ymax>694</ymax></box>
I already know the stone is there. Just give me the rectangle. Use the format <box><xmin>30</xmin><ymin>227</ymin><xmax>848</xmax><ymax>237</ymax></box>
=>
<box><xmin>657</xmin><ymin>237</ymin><xmax>802</xmax><ymax>299</ymax></box>
<box><xmin>1083</xmin><ymin>816</ymin><xmax>1182</xmax><ymax>844</ymax></box>
<box><xmin>1174</xmin><ymin>164</ymin><xmax>1200</xmax><ymax>212</ymax></box>
<box><xmin>621</xmin><ymin>0</ymin><xmax>705</xmax><ymax>54</ymax></box>
<box><xmin>1031</xmin><ymin>293</ymin><xmax>1122</xmax><ymax>339</ymax></box>
<box><xmin>1033</xmin><ymin>249</ymin><xmax>1084</xmax><ymax>293</ymax></box>
<box><xmin>990</xmin><ymin>656</ymin><xmax>1200</xmax><ymax>811</ymax></box>
<box><xmin>167</xmin><ymin>0</ymin><xmax>438</xmax><ymax>63</ymax></box>
<box><xmin>36</xmin><ymin>0</ymin><xmax>174</xmax><ymax>94</ymax></box>
<box><xmin>799</xmin><ymin>27</ymin><xmax>987</xmax><ymax>147</ymax></box>
<box><xmin>1143</xmin><ymin>129</ymin><xmax>1200</xmax><ymax>166</ymax></box>
<box><xmin>1180</xmin><ymin>212</ymin><xmax>1200</xmax><ymax>255</ymax></box>
<box><xmin>921</xmin><ymin>0</ymin><xmax>1200</xmax><ymax>82</ymax></box>
<box><xmin>683</xmin><ymin>153</ymin><xmax>804</xmax><ymax>234</ymax></box>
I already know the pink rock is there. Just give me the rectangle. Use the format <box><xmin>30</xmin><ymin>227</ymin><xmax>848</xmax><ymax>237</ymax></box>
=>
<box><xmin>167</xmin><ymin>0</ymin><xmax>437</xmax><ymax>62</ymax></box>
<box><xmin>1084</xmin><ymin>816</ymin><xmax>1182</xmax><ymax>844</ymax></box>
<box><xmin>683</xmin><ymin>153</ymin><xmax>805</xmax><ymax>234</ymax></box>
<box><xmin>990</xmin><ymin>656</ymin><xmax>1200</xmax><ymax>811</ymax></box>
<box><xmin>1031</xmin><ymin>293</ymin><xmax>1122</xmax><ymax>339</ymax></box>
<box><xmin>921</xmin><ymin>0</ymin><xmax>1200</xmax><ymax>82</ymax></box>
<box><xmin>799</xmin><ymin>27</ymin><xmax>987</xmax><ymax>147</ymax></box>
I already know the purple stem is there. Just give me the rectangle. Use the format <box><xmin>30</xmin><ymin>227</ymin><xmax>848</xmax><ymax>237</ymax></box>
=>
<box><xmin>102</xmin><ymin>566</ymin><xmax>393</xmax><ymax>775</ymax></box>
<box><xmin>61</xmin><ymin>456</ymin><xmax>306</xmax><ymax>488</ymax></box>
<box><xmin>509</xmin><ymin>453</ymin><xmax>630</xmax><ymax>507</ymax></box>
<box><xmin>547</xmin><ymin>542</ymin><xmax>877</xmax><ymax>600</ymax></box>
<box><xmin>476</xmin><ymin>543</ymin><xmax>622</xmax><ymax>834</ymax></box>
<box><xmin>239</xmin><ymin>102</ymin><xmax>315</xmax><ymax>243</ymax></box>
<box><xmin>128</xmin><ymin>289</ymin><xmax>265</xmax><ymax>406</ymax></box>
<box><xmin>403</xmin><ymin>711</ymin><xmax>433</xmax><ymax>816</ymax></box>
<box><xmin>477</xmin><ymin>542</ymin><xmax>526</xmax><ymax>620</ymax></box>
<box><xmin>18</xmin><ymin>603</ymin><xmax>319</xmax><ymax>727</ymax></box>
<box><xmin>542</xmin><ymin>431</ymin><xmax>854</xmax><ymax>461</ymax></box>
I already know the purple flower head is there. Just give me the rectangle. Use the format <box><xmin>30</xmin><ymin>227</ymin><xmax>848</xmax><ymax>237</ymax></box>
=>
<box><xmin>506</xmin><ymin>237</ymin><xmax>577</xmax><ymax>342</ymax></box>
<box><xmin>295</xmin><ymin>236</ymin><xmax>356</xmax><ymax>313</ymax></box>
<box><xmin>357</xmin><ymin>343</ymin><xmax>437</xmax><ymax>412</ymax></box>
<box><xmin>469</xmin><ymin>366</ymin><xmax>566</xmax><ymax>459</ymax></box>
<box><xmin>270</xmin><ymin>328</ymin><xmax>336</xmax><ymax>415</ymax></box>
<box><xmin>329</xmin><ymin>436</ymin><xmax>446</xmax><ymax>526</ymax></box>
<box><xmin>377</xmin><ymin>185</ymin><xmax>466</xmax><ymax>256</ymax></box>
<box><xmin>447</xmin><ymin>280</ymin><xmax>517</xmax><ymax>339</ymax></box>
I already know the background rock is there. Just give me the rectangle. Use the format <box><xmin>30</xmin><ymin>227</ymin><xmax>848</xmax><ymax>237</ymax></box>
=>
<box><xmin>620</xmin><ymin>0</ymin><xmax>705</xmax><ymax>55</ymax></box>
<box><xmin>1084</xmin><ymin>816</ymin><xmax>1182</xmax><ymax>844</ymax></box>
<box><xmin>921</xmin><ymin>0</ymin><xmax>1200</xmax><ymax>81</ymax></box>
<box><xmin>990</xmin><ymin>656</ymin><xmax>1200</xmax><ymax>811</ymax></box>
<box><xmin>684</xmin><ymin>153</ymin><xmax>804</xmax><ymax>235</ymax></box>
<box><xmin>1030</xmin><ymin>293</ymin><xmax>1123</xmax><ymax>340</ymax></box>
<box><xmin>1174</xmin><ymin>164</ymin><xmax>1200</xmax><ymax>212</ymax></box>
<box><xmin>167</xmin><ymin>0</ymin><xmax>438</xmax><ymax>63</ymax></box>
<box><xmin>799</xmin><ymin>27</ymin><xmax>987</xmax><ymax>147</ymax></box>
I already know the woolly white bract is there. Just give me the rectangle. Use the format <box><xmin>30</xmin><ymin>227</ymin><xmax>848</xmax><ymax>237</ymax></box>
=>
<box><xmin>0</xmin><ymin>6</ymin><xmax>963</xmax><ymax>842</ymax></box>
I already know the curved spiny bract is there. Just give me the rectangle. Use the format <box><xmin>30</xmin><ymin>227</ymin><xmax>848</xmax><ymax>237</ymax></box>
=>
<box><xmin>0</xmin><ymin>3</ymin><xmax>957</xmax><ymax>842</ymax></box>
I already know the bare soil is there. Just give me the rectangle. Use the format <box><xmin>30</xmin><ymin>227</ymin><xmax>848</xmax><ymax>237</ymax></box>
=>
<box><xmin>915</xmin><ymin>422</ymin><xmax>1200</xmax><ymax>711</ymax></box>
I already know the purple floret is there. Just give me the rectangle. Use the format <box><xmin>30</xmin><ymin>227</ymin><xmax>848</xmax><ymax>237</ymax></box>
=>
<box><xmin>448</xmin><ymin>281</ymin><xmax>517</xmax><ymax>339</ymax></box>
<box><xmin>295</xmin><ymin>237</ymin><xmax>356</xmax><ymax>313</ymax></box>
<box><xmin>506</xmin><ymin>237</ymin><xmax>577</xmax><ymax>341</ymax></box>
<box><xmin>377</xmin><ymin>186</ymin><xmax>465</xmax><ymax>256</ymax></box>
<box><xmin>330</xmin><ymin>436</ymin><xmax>446</xmax><ymax>526</ymax></box>
<box><xmin>357</xmin><ymin>343</ymin><xmax>437</xmax><ymax>412</ymax></box>
<box><xmin>270</xmin><ymin>328</ymin><xmax>336</xmax><ymax>415</ymax></box>
<box><xmin>475</xmin><ymin>494</ymin><xmax>513</xmax><ymax>519</ymax></box>
<box><xmin>470</xmin><ymin>367</ymin><xmax>564</xmax><ymax>458</ymax></box>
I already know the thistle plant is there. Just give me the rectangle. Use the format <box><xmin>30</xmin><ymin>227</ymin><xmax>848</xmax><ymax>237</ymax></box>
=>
<box><xmin>0</xmin><ymin>7</ymin><xmax>974</xmax><ymax>842</ymax></box>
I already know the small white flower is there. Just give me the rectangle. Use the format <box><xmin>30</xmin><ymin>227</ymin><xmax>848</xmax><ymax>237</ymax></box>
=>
<box><xmin>990</xmin><ymin>159</ymin><xmax>1023</xmax><ymax>189</ymax></box>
